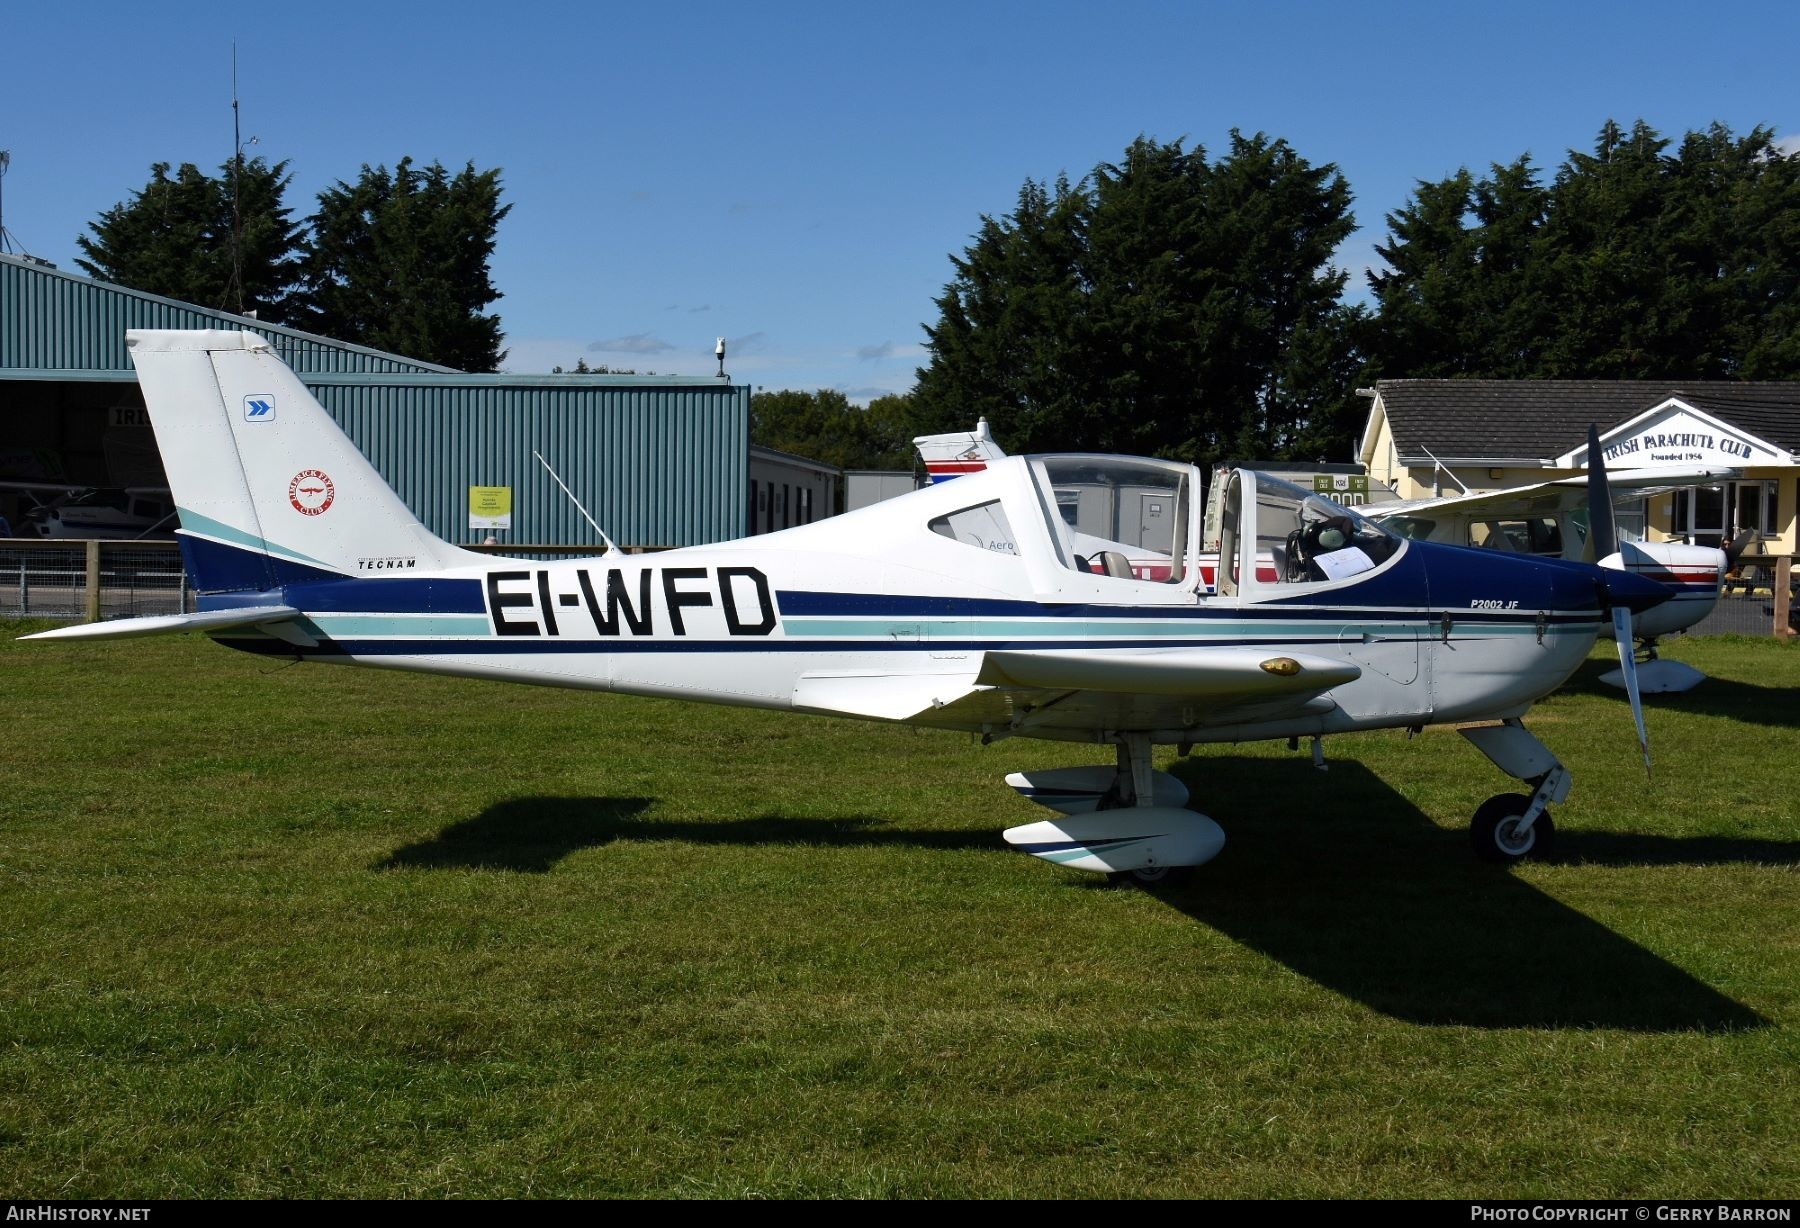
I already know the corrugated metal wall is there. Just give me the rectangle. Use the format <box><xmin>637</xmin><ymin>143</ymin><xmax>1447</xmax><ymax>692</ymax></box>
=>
<box><xmin>1</xmin><ymin>254</ymin><xmax>449</xmax><ymax>375</ymax></box>
<box><xmin>3</xmin><ymin>253</ymin><xmax>753</xmax><ymax>547</ymax></box>
<box><xmin>316</xmin><ymin>381</ymin><xmax>749</xmax><ymax>547</ymax></box>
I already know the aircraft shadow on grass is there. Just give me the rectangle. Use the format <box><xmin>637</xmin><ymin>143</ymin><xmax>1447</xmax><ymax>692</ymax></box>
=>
<box><xmin>1152</xmin><ymin>756</ymin><xmax>1774</xmax><ymax>1033</ymax></box>
<box><xmin>380</xmin><ymin>775</ymin><xmax>1776</xmax><ymax>1033</ymax></box>
<box><xmin>1557</xmin><ymin>659</ymin><xmax>1800</xmax><ymax>730</ymax></box>
<box><xmin>376</xmin><ymin>797</ymin><xmax>995</xmax><ymax>874</ymax></box>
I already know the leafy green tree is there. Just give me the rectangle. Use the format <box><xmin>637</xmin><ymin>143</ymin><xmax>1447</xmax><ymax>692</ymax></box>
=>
<box><xmin>861</xmin><ymin>393</ymin><xmax>921</xmax><ymax>469</ymax></box>
<box><xmin>1682</xmin><ymin>123</ymin><xmax>1800</xmax><ymax>377</ymax></box>
<box><xmin>74</xmin><ymin>158</ymin><xmax>305</xmax><ymax>323</ymax></box>
<box><xmin>1188</xmin><ymin>132</ymin><xmax>1363</xmax><ymax>459</ymax></box>
<box><xmin>753</xmin><ymin>389</ymin><xmax>918</xmax><ymax>472</ymax></box>
<box><xmin>914</xmin><ymin>133</ymin><xmax>1365</xmax><ymax>465</ymax></box>
<box><xmin>299</xmin><ymin>158</ymin><xmax>511</xmax><ymax>371</ymax></box>
<box><xmin>1370</xmin><ymin>120</ymin><xmax>1800</xmax><ymax>380</ymax></box>
<box><xmin>1535</xmin><ymin>120</ymin><xmax>1681</xmax><ymax>376</ymax></box>
<box><xmin>912</xmin><ymin>176</ymin><xmax>1088</xmax><ymax>451</ymax></box>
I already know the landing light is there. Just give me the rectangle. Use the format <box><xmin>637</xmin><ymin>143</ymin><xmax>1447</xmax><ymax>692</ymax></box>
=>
<box><xmin>1260</xmin><ymin>657</ymin><xmax>1302</xmax><ymax>677</ymax></box>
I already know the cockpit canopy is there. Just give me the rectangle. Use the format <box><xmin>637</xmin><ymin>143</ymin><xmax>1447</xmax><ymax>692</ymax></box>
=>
<box><xmin>1029</xmin><ymin>456</ymin><xmax>1190</xmax><ymax>583</ymax></box>
<box><xmin>1217</xmin><ymin>471</ymin><xmax>1402</xmax><ymax>595</ymax></box>
<box><xmin>914</xmin><ymin>453</ymin><xmax>1398</xmax><ymax>600</ymax></box>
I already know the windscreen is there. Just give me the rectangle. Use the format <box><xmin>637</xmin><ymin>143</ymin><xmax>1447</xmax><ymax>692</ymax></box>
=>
<box><xmin>1254</xmin><ymin>474</ymin><xmax>1400</xmax><ymax>584</ymax></box>
<box><xmin>1030</xmin><ymin>457</ymin><xmax>1189</xmax><ymax>583</ymax></box>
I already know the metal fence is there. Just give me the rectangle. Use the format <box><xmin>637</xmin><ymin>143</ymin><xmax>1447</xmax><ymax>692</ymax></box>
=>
<box><xmin>0</xmin><ymin>540</ymin><xmax>668</xmax><ymax>624</ymax></box>
<box><xmin>1689</xmin><ymin>555</ymin><xmax>1797</xmax><ymax>639</ymax></box>
<box><xmin>0</xmin><ymin>539</ymin><xmax>189</xmax><ymax>621</ymax></box>
<box><xmin>1692</xmin><ymin>593</ymin><xmax>1789</xmax><ymax>637</ymax></box>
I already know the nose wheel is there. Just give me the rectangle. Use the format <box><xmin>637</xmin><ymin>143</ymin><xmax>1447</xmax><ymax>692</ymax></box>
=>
<box><xmin>1460</xmin><ymin>721</ymin><xmax>1569</xmax><ymax>865</ymax></box>
<box><xmin>1471</xmin><ymin>793</ymin><xmax>1557</xmax><ymax>863</ymax></box>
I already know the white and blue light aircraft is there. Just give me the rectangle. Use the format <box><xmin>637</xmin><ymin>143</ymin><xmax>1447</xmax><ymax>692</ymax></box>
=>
<box><xmin>24</xmin><ymin>330</ymin><xmax>1674</xmax><ymax>881</ymax></box>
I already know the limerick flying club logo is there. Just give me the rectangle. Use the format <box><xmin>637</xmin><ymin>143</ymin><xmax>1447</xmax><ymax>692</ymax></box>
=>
<box><xmin>289</xmin><ymin>469</ymin><xmax>335</xmax><ymax>516</ymax></box>
<box><xmin>243</xmin><ymin>394</ymin><xmax>277</xmax><ymax>423</ymax></box>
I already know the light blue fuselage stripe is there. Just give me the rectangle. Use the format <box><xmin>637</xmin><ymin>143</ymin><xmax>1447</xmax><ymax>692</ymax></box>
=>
<box><xmin>308</xmin><ymin>613</ymin><xmax>493</xmax><ymax>638</ymax></box>
<box><xmin>176</xmin><ymin>507</ymin><xmax>335</xmax><ymax>570</ymax></box>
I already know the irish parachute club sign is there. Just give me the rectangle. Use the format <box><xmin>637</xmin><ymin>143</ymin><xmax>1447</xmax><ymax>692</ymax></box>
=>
<box><xmin>1561</xmin><ymin>398</ymin><xmax>1792</xmax><ymax>470</ymax></box>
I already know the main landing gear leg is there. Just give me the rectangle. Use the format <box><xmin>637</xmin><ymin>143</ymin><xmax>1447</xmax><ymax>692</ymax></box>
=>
<box><xmin>1000</xmin><ymin>737</ymin><xmax>1225</xmax><ymax>881</ymax></box>
<box><xmin>1106</xmin><ymin>733</ymin><xmax>1193</xmax><ymax>888</ymax></box>
<box><xmin>1459</xmin><ymin>718</ymin><xmax>1569</xmax><ymax>864</ymax></box>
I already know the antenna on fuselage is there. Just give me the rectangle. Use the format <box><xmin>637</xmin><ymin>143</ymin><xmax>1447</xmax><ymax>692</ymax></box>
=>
<box><xmin>532</xmin><ymin>450</ymin><xmax>618</xmax><ymax>555</ymax></box>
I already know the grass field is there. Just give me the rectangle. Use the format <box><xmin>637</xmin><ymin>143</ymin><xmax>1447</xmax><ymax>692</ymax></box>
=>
<box><xmin>2</xmin><ymin>622</ymin><xmax>1797</xmax><ymax>1198</ymax></box>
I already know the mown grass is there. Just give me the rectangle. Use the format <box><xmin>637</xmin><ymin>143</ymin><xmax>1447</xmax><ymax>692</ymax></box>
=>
<box><xmin>1</xmin><ymin>623</ymin><xmax>1796</xmax><ymax>1197</ymax></box>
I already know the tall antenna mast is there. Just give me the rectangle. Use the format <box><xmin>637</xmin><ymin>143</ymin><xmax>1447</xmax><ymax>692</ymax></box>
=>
<box><xmin>224</xmin><ymin>41</ymin><xmax>245</xmax><ymax>314</ymax></box>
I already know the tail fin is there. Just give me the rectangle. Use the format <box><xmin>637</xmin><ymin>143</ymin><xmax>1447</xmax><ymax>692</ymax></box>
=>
<box><xmin>129</xmin><ymin>330</ymin><xmax>477</xmax><ymax>592</ymax></box>
<box><xmin>913</xmin><ymin>417</ymin><xmax>1005</xmax><ymax>483</ymax></box>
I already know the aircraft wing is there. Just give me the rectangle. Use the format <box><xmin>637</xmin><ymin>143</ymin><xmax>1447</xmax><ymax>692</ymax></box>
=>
<box><xmin>794</xmin><ymin>647</ymin><xmax>1359</xmax><ymax>733</ymax></box>
<box><xmin>0</xmin><ymin>480</ymin><xmax>93</xmax><ymax>494</ymax></box>
<box><xmin>19</xmin><ymin>606</ymin><xmax>304</xmax><ymax>642</ymax></box>
<box><xmin>1373</xmin><ymin>465</ymin><xmax>1741</xmax><ymax>522</ymax></box>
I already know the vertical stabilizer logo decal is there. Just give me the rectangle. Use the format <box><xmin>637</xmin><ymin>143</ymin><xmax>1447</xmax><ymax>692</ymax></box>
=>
<box><xmin>243</xmin><ymin>395</ymin><xmax>277</xmax><ymax>422</ymax></box>
<box><xmin>289</xmin><ymin>470</ymin><xmax>336</xmax><ymax>516</ymax></box>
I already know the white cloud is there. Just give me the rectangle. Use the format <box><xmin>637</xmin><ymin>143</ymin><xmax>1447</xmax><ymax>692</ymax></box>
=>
<box><xmin>1775</xmin><ymin>133</ymin><xmax>1800</xmax><ymax>156</ymax></box>
<box><xmin>854</xmin><ymin>341</ymin><xmax>924</xmax><ymax>363</ymax></box>
<box><xmin>590</xmin><ymin>333</ymin><xmax>676</xmax><ymax>355</ymax></box>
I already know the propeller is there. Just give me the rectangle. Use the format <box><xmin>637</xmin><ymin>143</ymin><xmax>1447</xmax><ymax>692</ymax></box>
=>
<box><xmin>1588</xmin><ymin>425</ymin><xmax>1651</xmax><ymax>777</ymax></box>
<box><xmin>1724</xmin><ymin>527</ymin><xmax>1756</xmax><ymax>570</ymax></box>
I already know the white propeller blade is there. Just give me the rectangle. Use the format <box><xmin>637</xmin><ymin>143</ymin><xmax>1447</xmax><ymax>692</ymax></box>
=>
<box><xmin>1590</xmin><ymin>424</ymin><xmax>1650</xmax><ymax>779</ymax></box>
<box><xmin>1611</xmin><ymin>605</ymin><xmax>1651</xmax><ymax>778</ymax></box>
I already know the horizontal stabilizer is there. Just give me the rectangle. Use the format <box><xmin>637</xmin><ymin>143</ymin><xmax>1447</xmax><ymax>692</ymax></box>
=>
<box><xmin>20</xmin><ymin>606</ymin><xmax>303</xmax><ymax>642</ymax></box>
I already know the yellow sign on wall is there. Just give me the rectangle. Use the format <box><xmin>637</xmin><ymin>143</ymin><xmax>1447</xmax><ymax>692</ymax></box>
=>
<box><xmin>469</xmin><ymin>485</ymin><xmax>513</xmax><ymax>530</ymax></box>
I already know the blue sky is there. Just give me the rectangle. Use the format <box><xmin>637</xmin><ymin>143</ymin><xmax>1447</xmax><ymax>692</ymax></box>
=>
<box><xmin>3</xmin><ymin>1</ymin><xmax>1795</xmax><ymax>399</ymax></box>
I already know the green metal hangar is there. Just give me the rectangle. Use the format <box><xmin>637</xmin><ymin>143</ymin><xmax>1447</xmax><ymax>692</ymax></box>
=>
<box><xmin>0</xmin><ymin>251</ymin><xmax>759</xmax><ymax>549</ymax></box>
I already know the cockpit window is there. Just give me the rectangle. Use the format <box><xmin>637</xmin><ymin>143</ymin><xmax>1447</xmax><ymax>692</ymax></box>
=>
<box><xmin>1384</xmin><ymin>515</ymin><xmax>1436</xmax><ymax>540</ymax></box>
<box><xmin>1469</xmin><ymin>518</ymin><xmax>1563</xmax><ymax>556</ymax></box>
<box><xmin>1030</xmin><ymin>457</ymin><xmax>1188</xmax><ymax>583</ymax></box>
<box><xmin>929</xmin><ymin>500</ymin><xmax>1019</xmax><ymax>555</ymax></box>
<box><xmin>1255</xmin><ymin>477</ymin><xmax>1400</xmax><ymax>584</ymax></box>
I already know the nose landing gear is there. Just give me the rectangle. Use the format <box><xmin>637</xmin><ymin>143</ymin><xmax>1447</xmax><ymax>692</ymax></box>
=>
<box><xmin>1460</xmin><ymin>720</ymin><xmax>1569</xmax><ymax>865</ymax></box>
